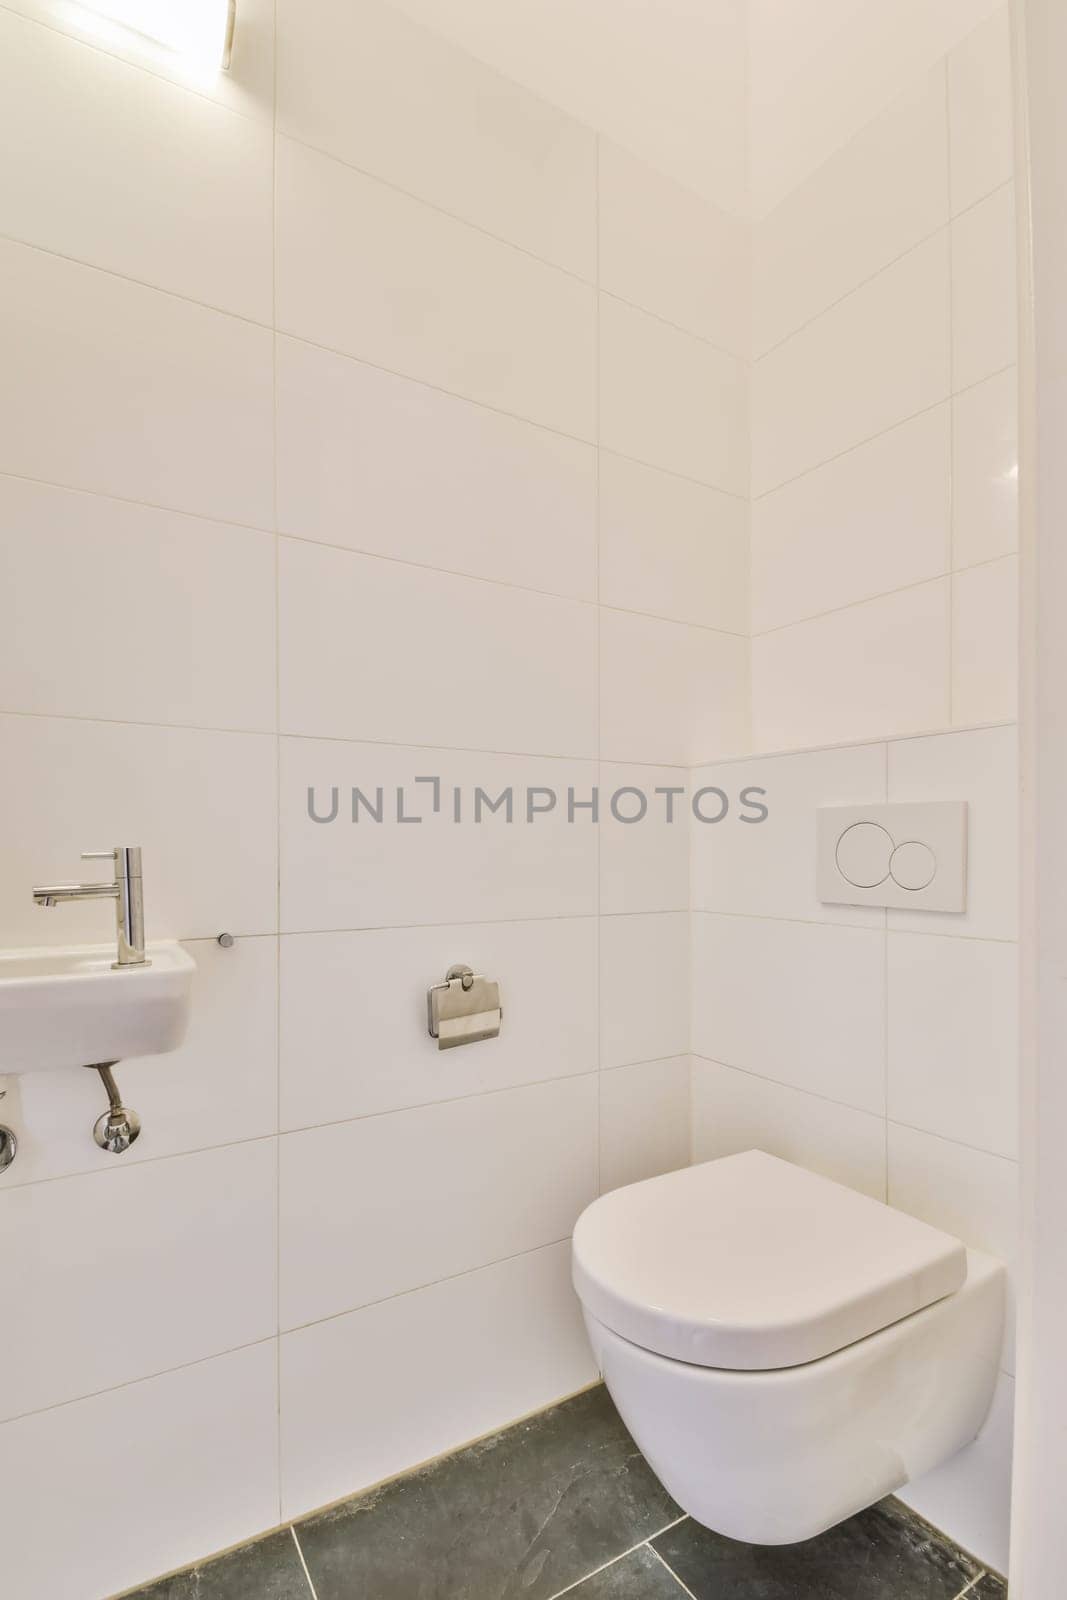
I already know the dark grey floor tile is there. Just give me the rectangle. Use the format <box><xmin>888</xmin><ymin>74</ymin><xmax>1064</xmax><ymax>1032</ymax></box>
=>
<box><xmin>566</xmin><ymin>1545</ymin><xmax>690</xmax><ymax>1598</ymax></box>
<box><xmin>295</xmin><ymin>1385</ymin><xmax>681</xmax><ymax>1600</ymax></box>
<box><xmin>651</xmin><ymin>1497</ymin><xmax>983</xmax><ymax>1600</ymax></box>
<box><xmin>968</xmin><ymin>1575</ymin><xmax>1007</xmax><ymax>1598</ymax></box>
<box><xmin>121</xmin><ymin>1529</ymin><xmax>310</xmax><ymax>1600</ymax></box>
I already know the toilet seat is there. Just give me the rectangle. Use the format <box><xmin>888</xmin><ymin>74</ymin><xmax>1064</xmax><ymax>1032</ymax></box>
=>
<box><xmin>572</xmin><ymin>1150</ymin><xmax>967</xmax><ymax>1371</ymax></box>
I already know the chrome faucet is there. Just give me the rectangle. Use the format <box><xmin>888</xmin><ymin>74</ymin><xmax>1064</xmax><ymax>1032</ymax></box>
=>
<box><xmin>33</xmin><ymin>846</ymin><xmax>150</xmax><ymax>969</ymax></box>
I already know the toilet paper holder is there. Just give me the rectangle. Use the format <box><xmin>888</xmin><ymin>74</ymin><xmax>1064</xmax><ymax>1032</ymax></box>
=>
<box><xmin>427</xmin><ymin>964</ymin><xmax>502</xmax><ymax>1050</ymax></box>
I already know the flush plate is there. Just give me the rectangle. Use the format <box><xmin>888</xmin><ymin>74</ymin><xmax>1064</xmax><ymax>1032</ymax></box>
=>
<box><xmin>816</xmin><ymin>803</ymin><xmax>967</xmax><ymax>912</ymax></box>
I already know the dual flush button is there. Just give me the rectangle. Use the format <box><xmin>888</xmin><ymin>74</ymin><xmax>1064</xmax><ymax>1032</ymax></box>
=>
<box><xmin>816</xmin><ymin>803</ymin><xmax>967</xmax><ymax>913</ymax></box>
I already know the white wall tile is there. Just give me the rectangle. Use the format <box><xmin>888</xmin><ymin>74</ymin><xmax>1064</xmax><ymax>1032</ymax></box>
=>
<box><xmin>899</xmin><ymin>1371</ymin><xmax>1014</xmax><ymax>1577</ymax></box>
<box><xmin>276</xmin><ymin>338</ymin><xmax>597</xmax><ymax>601</ymax></box>
<box><xmin>599</xmin><ymin>1057</ymin><xmax>690</xmax><ymax>1194</ymax></box>
<box><xmin>0</xmin><ymin>1140</ymin><xmax>277</xmax><ymax>1420</ymax></box>
<box><xmin>279</xmin><ymin>1075</ymin><xmax>597</xmax><ymax>1329</ymax></box>
<box><xmin>0</xmin><ymin>240</ymin><xmax>273</xmax><ymax>526</ymax></box>
<box><xmin>691</xmin><ymin>1058</ymin><xmax>887</xmax><ymax>1200</ymax></box>
<box><xmin>754</xmin><ymin>66</ymin><xmax>949</xmax><ymax>356</ymax></box>
<box><xmin>2</xmin><ymin>935</ymin><xmax>278</xmax><ymax>1185</ymax></box>
<box><xmin>280</xmin><ymin>741</ymin><xmax>598</xmax><ymax>930</ymax></box>
<box><xmin>599</xmin><ymin>912</ymin><xmax>689</xmax><ymax>1069</ymax></box>
<box><xmin>949</xmin><ymin>7</ymin><xmax>1015</xmax><ymax>215</ymax></box>
<box><xmin>280</xmin><ymin>918</ymin><xmax>596</xmax><ymax>1130</ymax></box>
<box><xmin>0</xmin><ymin>477</ymin><xmax>275</xmax><ymax>731</ymax></box>
<box><xmin>599</xmin><ymin>763</ymin><xmax>690</xmax><ymax>916</ymax></box>
<box><xmin>279</xmin><ymin>537</ymin><xmax>597</xmax><ymax>757</ymax></box>
<box><xmin>887</xmin><ymin>725</ymin><xmax>1018</xmax><ymax>939</ymax></box>
<box><xmin>280</xmin><ymin>1243</ymin><xmax>596</xmax><ymax>1519</ymax></box>
<box><xmin>598</xmin><ymin>141</ymin><xmax>748</xmax><ymax>353</ymax></box>
<box><xmin>888</xmin><ymin>932</ymin><xmax>1018</xmax><ymax>1158</ymax></box>
<box><xmin>751</xmin><ymin>407</ymin><xmax>951</xmax><ymax>632</ymax></box>
<box><xmin>599</xmin><ymin>452</ymin><xmax>748</xmax><ymax>634</ymax></box>
<box><xmin>0</xmin><ymin>715</ymin><xmax>277</xmax><ymax>945</ymax></box>
<box><xmin>692</xmin><ymin>913</ymin><xmax>886</xmax><ymax>1114</ymax></box>
<box><xmin>953</xmin><ymin>366</ymin><xmax>1019</xmax><ymax>569</ymax></box>
<box><xmin>0</xmin><ymin>9</ymin><xmax>273</xmax><ymax>321</ymax></box>
<box><xmin>888</xmin><ymin>1121</ymin><xmax>1018</xmax><ymax>1372</ymax></box>
<box><xmin>752</xmin><ymin>232</ymin><xmax>951</xmax><ymax>495</ymax></box>
<box><xmin>952</xmin><ymin>556</ymin><xmax>1020</xmax><ymax>727</ymax></box>
<box><xmin>4</xmin><ymin>0</ymin><xmax>276</xmax><ymax>123</ymax></box>
<box><xmin>600</xmin><ymin>609</ymin><xmax>749</xmax><ymax>767</ymax></box>
<box><xmin>275</xmin><ymin>137</ymin><xmax>596</xmax><ymax>440</ymax></box>
<box><xmin>690</xmin><ymin>743</ymin><xmax>887</xmax><ymax>925</ymax></box>
<box><xmin>952</xmin><ymin>183</ymin><xmax>1018</xmax><ymax>393</ymax></box>
<box><xmin>599</xmin><ymin>295</ymin><xmax>748</xmax><ymax>493</ymax></box>
<box><xmin>0</xmin><ymin>1342</ymin><xmax>279</xmax><ymax>1600</ymax></box>
<box><xmin>752</xmin><ymin>581</ymin><xmax>951</xmax><ymax>751</ymax></box>
<box><xmin>277</xmin><ymin>0</ymin><xmax>596</xmax><ymax>279</ymax></box>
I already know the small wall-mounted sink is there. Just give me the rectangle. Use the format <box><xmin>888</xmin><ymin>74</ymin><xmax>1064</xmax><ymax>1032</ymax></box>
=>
<box><xmin>0</xmin><ymin>943</ymin><xmax>195</xmax><ymax>1075</ymax></box>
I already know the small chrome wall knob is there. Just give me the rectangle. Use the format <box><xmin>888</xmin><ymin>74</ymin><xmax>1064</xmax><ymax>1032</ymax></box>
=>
<box><xmin>93</xmin><ymin>1106</ymin><xmax>141</xmax><ymax>1155</ymax></box>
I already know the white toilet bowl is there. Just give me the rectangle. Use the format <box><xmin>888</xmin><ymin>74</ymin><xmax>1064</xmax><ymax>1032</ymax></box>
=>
<box><xmin>572</xmin><ymin>1150</ymin><xmax>1004</xmax><ymax>1546</ymax></box>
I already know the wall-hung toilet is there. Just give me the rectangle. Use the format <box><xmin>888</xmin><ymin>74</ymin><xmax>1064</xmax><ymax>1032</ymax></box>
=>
<box><xmin>572</xmin><ymin>1150</ymin><xmax>1004</xmax><ymax>1546</ymax></box>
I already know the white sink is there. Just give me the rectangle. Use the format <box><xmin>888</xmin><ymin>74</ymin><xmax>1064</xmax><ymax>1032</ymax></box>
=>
<box><xmin>0</xmin><ymin>942</ymin><xmax>195</xmax><ymax>1075</ymax></box>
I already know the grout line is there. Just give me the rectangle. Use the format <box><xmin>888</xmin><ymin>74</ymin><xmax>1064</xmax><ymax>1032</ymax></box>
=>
<box><xmin>271</xmin><ymin>0</ymin><xmax>284</xmax><ymax>1530</ymax></box>
<box><xmin>954</xmin><ymin>1574</ymin><xmax>989</xmax><ymax>1599</ymax></box>
<box><xmin>544</xmin><ymin>1515</ymin><xmax>689</xmax><ymax>1600</ymax></box>
<box><xmin>289</xmin><ymin>1526</ymin><xmax>320</xmax><ymax>1600</ymax></box>
<box><xmin>646</xmin><ymin>1540</ymin><xmax>701</xmax><ymax>1600</ymax></box>
<box><xmin>692</xmin><ymin>906</ymin><xmax>1017</xmax><ymax>945</ymax></box>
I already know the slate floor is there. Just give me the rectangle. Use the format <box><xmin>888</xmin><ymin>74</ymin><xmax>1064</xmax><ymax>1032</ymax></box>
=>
<box><xmin>122</xmin><ymin>1385</ymin><xmax>1006</xmax><ymax>1600</ymax></box>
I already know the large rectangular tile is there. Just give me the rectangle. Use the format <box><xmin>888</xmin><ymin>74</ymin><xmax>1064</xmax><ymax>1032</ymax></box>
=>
<box><xmin>753</xmin><ymin>232</ymin><xmax>951</xmax><ymax>494</ymax></box>
<box><xmin>692</xmin><ymin>914</ymin><xmax>886</xmax><ymax>1113</ymax></box>
<box><xmin>0</xmin><ymin>238</ymin><xmax>273</xmax><ymax>525</ymax></box>
<box><xmin>277</xmin><ymin>0</ymin><xmax>596</xmax><ymax>279</ymax></box>
<box><xmin>599</xmin><ymin>295</ymin><xmax>748</xmax><ymax>493</ymax></box>
<box><xmin>886</xmin><ymin>725</ymin><xmax>1018</xmax><ymax>939</ymax></box>
<box><xmin>600</xmin><ymin>913</ymin><xmax>689</xmax><ymax>1069</ymax></box>
<box><xmin>289</xmin><ymin>1381</ymin><xmax>675</xmax><ymax>1594</ymax></box>
<box><xmin>952</xmin><ymin>366</ymin><xmax>1019</xmax><ymax>569</ymax></box>
<box><xmin>275</xmin><ymin>137</ymin><xmax>596</xmax><ymax>440</ymax></box>
<box><xmin>754</xmin><ymin>66</ymin><xmax>949</xmax><ymax>356</ymax></box>
<box><xmin>280</xmin><ymin>1244</ymin><xmax>598</xmax><ymax>1521</ymax></box>
<box><xmin>690</xmin><ymin>743</ymin><xmax>887</xmax><ymax>926</ymax></box>
<box><xmin>690</xmin><ymin>1059</ymin><xmax>887</xmax><ymax>1200</ymax></box>
<box><xmin>278</xmin><ymin>537</ymin><xmax>597</xmax><ymax>756</ymax></box>
<box><xmin>952</xmin><ymin>555</ymin><xmax>1019</xmax><ymax>726</ymax></box>
<box><xmin>279</xmin><ymin>918</ymin><xmax>596</xmax><ymax>1130</ymax></box>
<box><xmin>600</xmin><ymin>609</ymin><xmax>749</xmax><ymax>767</ymax></box>
<box><xmin>3</xmin><ymin>934</ymin><xmax>278</xmax><ymax>1185</ymax></box>
<box><xmin>280</xmin><ymin>741</ymin><xmax>598</xmax><ymax>930</ymax></box>
<box><xmin>279</xmin><ymin>1075</ymin><xmax>597</xmax><ymax>1329</ymax></box>
<box><xmin>0</xmin><ymin>8</ymin><xmax>273</xmax><ymax>320</ymax></box>
<box><xmin>0</xmin><ymin>1343</ymin><xmax>279</xmax><ymax>1600</ymax></box>
<box><xmin>599</xmin><ymin>763</ymin><xmax>690</xmax><ymax>916</ymax></box>
<box><xmin>0</xmin><ymin>477</ymin><xmax>275</xmax><ymax>730</ymax></box>
<box><xmin>751</xmin><ymin>407</ymin><xmax>951</xmax><ymax>632</ymax></box>
<box><xmin>752</xmin><ymin>580</ymin><xmax>951</xmax><ymax>751</ymax></box>
<box><xmin>652</xmin><ymin>1496</ymin><xmax>980</xmax><ymax>1600</ymax></box>
<box><xmin>599</xmin><ymin>140</ymin><xmax>748</xmax><ymax>352</ymax></box>
<box><xmin>888</xmin><ymin>932</ymin><xmax>1018</xmax><ymax>1158</ymax></box>
<box><xmin>0</xmin><ymin>1140</ymin><xmax>277</xmax><ymax>1420</ymax></box>
<box><xmin>888</xmin><ymin>1121</ymin><xmax>1018</xmax><ymax>1372</ymax></box>
<box><xmin>949</xmin><ymin>7</ymin><xmax>1015</xmax><ymax>215</ymax></box>
<box><xmin>276</xmin><ymin>337</ymin><xmax>596</xmax><ymax>600</ymax></box>
<box><xmin>599</xmin><ymin>1057</ymin><xmax>690</xmax><ymax>1195</ymax></box>
<box><xmin>599</xmin><ymin>452</ymin><xmax>748</xmax><ymax>633</ymax></box>
<box><xmin>952</xmin><ymin>183</ymin><xmax>1018</xmax><ymax>393</ymax></box>
<box><xmin>898</xmin><ymin>1371</ymin><xmax>1014</xmax><ymax>1577</ymax></box>
<box><xmin>0</xmin><ymin>715</ymin><xmax>277</xmax><ymax>945</ymax></box>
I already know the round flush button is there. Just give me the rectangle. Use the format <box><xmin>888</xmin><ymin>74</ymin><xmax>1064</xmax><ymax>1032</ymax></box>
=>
<box><xmin>890</xmin><ymin>840</ymin><xmax>937</xmax><ymax>891</ymax></box>
<box><xmin>836</xmin><ymin>822</ymin><xmax>894</xmax><ymax>888</ymax></box>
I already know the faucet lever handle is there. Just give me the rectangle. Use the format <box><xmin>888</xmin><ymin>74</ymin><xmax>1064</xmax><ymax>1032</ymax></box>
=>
<box><xmin>81</xmin><ymin>850</ymin><xmax>117</xmax><ymax>861</ymax></box>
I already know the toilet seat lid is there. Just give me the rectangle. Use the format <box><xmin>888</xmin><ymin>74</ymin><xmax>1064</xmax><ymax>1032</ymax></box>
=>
<box><xmin>572</xmin><ymin>1151</ymin><xmax>967</xmax><ymax>1371</ymax></box>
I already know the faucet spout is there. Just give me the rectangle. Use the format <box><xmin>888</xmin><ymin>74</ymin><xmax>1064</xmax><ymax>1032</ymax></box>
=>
<box><xmin>33</xmin><ymin>883</ymin><xmax>121</xmax><ymax>906</ymax></box>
